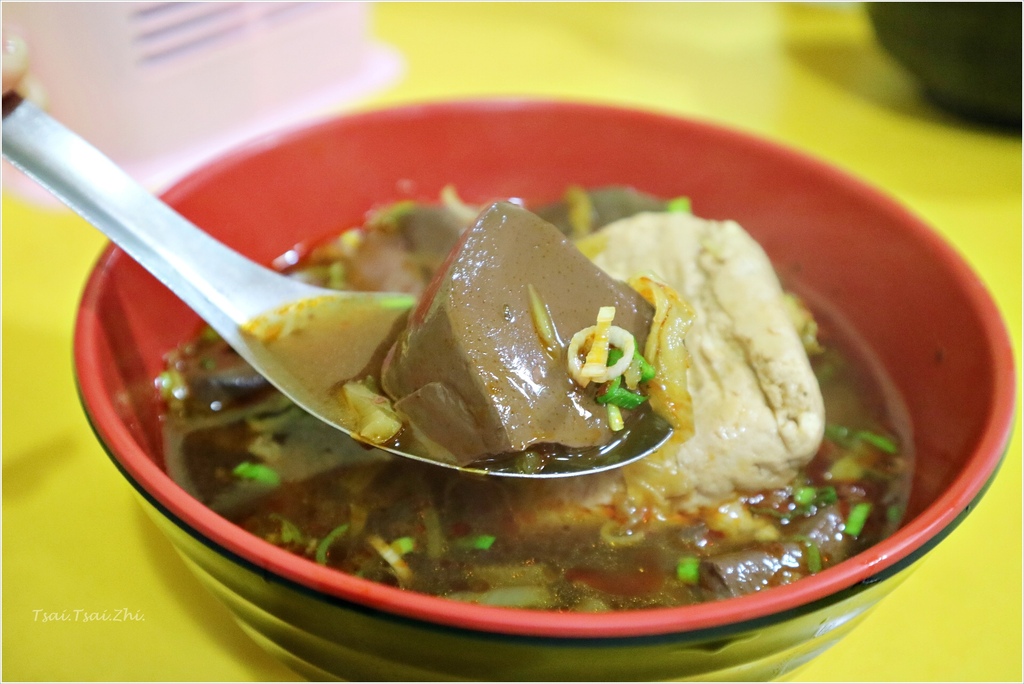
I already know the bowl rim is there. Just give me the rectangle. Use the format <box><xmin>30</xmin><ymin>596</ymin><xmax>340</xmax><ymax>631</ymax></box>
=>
<box><xmin>72</xmin><ymin>98</ymin><xmax>1018</xmax><ymax>639</ymax></box>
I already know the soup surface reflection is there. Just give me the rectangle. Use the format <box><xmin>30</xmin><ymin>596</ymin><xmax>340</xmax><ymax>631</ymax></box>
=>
<box><xmin>158</xmin><ymin>188</ymin><xmax>913</xmax><ymax>610</ymax></box>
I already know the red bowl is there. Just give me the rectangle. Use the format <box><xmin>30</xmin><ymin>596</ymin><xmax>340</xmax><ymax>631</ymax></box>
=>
<box><xmin>74</xmin><ymin>100</ymin><xmax>1015</xmax><ymax>680</ymax></box>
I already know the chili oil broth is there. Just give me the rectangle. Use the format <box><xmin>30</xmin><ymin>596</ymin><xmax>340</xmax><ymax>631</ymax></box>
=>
<box><xmin>159</xmin><ymin>191</ymin><xmax>912</xmax><ymax>610</ymax></box>
<box><xmin>160</xmin><ymin>282</ymin><xmax>912</xmax><ymax>612</ymax></box>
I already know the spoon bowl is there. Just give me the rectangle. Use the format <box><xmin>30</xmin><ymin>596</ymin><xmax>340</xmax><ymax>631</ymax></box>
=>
<box><xmin>0</xmin><ymin>94</ymin><xmax>672</xmax><ymax>477</ymax></box>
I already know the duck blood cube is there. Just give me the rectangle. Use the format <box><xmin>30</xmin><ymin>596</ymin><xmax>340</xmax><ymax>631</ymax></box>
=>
<box><xmin>380</xmin><ymin>201</ymin><xmax>654</xmax><ymax>466</ymax></box>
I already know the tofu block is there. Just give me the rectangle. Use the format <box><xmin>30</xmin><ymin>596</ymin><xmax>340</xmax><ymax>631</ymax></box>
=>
<box><xmin>589</xmin><ymin>211</ymin><xmax>826</xmax><ymax>508</ymax></box>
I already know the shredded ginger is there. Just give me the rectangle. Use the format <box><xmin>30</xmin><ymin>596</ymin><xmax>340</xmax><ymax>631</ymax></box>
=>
<box><xmin>337</xmin><ymin>378</ymin><xmax>403</xmax><ymax>445</ymax></box>
<box><xmin>626</xmin><ymin>275</ymin><xmax>696</xmax><ymax>438</ymax></box>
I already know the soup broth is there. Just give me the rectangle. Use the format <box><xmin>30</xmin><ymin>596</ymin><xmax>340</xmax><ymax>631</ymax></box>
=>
<box><xmin>158</xmin><ymin>189</ymin><xmax>913</xmax><ymax>610</ymax></box>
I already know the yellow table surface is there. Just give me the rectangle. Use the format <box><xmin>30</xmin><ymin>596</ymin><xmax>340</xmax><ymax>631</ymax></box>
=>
<box><xmin>3</xmin><ymin>3</ymin><xmax>1020</xmax><ymax>681</ymax></box>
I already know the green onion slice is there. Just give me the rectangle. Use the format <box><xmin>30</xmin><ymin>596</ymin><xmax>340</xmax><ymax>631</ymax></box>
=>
<box><xmin>596</xmin><ymin>377</ymin><xmax>648</xmax><ymax>409</ymax></box>
<box><xmin>471</xmin><ymin>534</ymin><xmax>496</xmax><ymax>550</ymax></box>
<box><xmin>825</xmin><ymin>423</ymin><xmax>899</xmax><ymax>454</ymax></box>
<box><xmin>824</xmin><ymin>423</ymin><xmax>854</xmax><ymax>447</ymax></box>
<box><xmin>666</xmin><ymin>196</ymin><xmax>692</xmax><ymax>213</ymax></box>
<box><xmin>793</xmin><ymin>534</ymin><xmax>823</xmax><ymax>573</ymax></box>
<box><xmin>314</xmin><ymin>523</ymin><xmax>350</xmax><ymax>565</ymax></box>
<box><xmin>269</xmin><ymin>514</ymin><xmax>305</xmax><ymax>544</ymax></box>
<box><xmin>636</xmin><ymin>353</ymin><xmax>656</xmax><ymax>383</ymax></box>
<box><xmin>750</xmin><ymin>506</ymin><xmax>792</xmax><ymax>521</ymax></box>
<box><xmin>844</xmin><ymin>502</ymin><xmax>873</xmax><ymax>538</ymax></box>
<box><xmin>391</xmin><ymin>536</ymin><xmax>416</xmax><ymax>556</ymax></box>
<box><xmin>886</xmin><ymin>504</ymin><xmax>904</xmax><ymax>523</ymax></box>
<box><xmin>814</xmin><ymin>486</ymin><xmax>838</xmax><ymax>506</ymax></box>
<box><xmin>457</xmin><ymin>534</ymin><xmax>497</xmax><ymax>551</ymax></box>
<box><xmin>805</xmin><ymin>541</ymin><xmax>822</xmax><ymax>573</ymax></box>
<box><xmin>791</xmin><ymin>484</ymin><xmax>838</xmax><ymax>510</ymax></box>
<box><xmin>793</xmin><ymin>486</ymin><xmax>817</xmax><ymax>507</ymax></box>
<box><xmin>232</xmin><ymin>461</ymin><xmax>280</xmax><ymax>487</ymax></box>
<box><xmin>854</xmin><ymin>430</ymin><xmax>899</xmax><ymax>454</ymax></box>
<box><xmin>676</xmin><ymin>556</ymin><xmax>701</xmax><ymax>584</ymax></box>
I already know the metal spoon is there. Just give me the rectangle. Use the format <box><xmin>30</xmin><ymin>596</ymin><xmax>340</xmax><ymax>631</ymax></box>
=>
<box><xmin>1</xmin><ymin>94</ymin><xmax>672</xmax><ymax>478</ymax></box>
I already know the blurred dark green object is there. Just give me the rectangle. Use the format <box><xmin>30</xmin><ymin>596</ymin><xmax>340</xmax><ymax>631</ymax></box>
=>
<box><xmin>867</xmin><ymin>2</ymin><xmax>1021</xmax><ymax>126</ymax></box>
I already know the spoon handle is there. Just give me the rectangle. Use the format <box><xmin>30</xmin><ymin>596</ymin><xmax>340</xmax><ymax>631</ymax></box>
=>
<box><xmin>1</xmin><ymin>93</ymin><xmax>321</xmax><ymax>343</ymax></box>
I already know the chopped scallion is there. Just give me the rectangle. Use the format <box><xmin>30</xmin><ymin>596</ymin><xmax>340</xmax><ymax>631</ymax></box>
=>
<box><xmin>886</xmin><ymin>504</ymin><xmax>904</xmax><ymax>523</ymax></box>
<box><xmin>792</xmin><ymin>535</ymin><xmax>823</xmax><ymax>573</ymax></box>
<box><xmin>814</xmin><ymin>485</ymin><xmax>838</xmax><ymax>506</ymax></box>
<box><xmin>804</xmin><ymin>541</ymin><xmax>822</xmax><ymax>573</ymax></box>
<box><xmin>391</xmin><ymin>536</ymin><xmax>416</xmax><ymax>556</ymax></box>
<box><xmin>666</xmin><ymin>196</ymin><xmax>692</xmax><ymax>213</ymax></box>
<box><xmin>636</xmin><ymin>353</ymin><xmax>656</xmax><ymax>383</ymax></box>
<box><xmin>855</xmin><ymin>430</ymin><xmax>899</xmax><ymax>454</ymax></box>
<box><xmin>676</xmin><ymin>556</ymin><xmax>701</xmax><ymax>584</ymax></box>
<box><xmin>793</xmin><ymin>484</ymin><xmax>836</xmax><ymax>509</ymax></box>
<box><xmin>314</xmin><ymin>523</ymin><xmax>350</xmax><ymax>565</ymax></box>
<box><xmin>232</xmin><ymin>461</ymin><xmax>280</xmax><ymax>487</ymax></box>
<box><xmin>844</xmin><ymin>502</ymin><xmax>873</xmax><ymax>538</ymax></box>
<box><xmin>825</xmin><ymin>423</ymin><xmax>899</xmax><ymax>454</ymax></box>
<box><xmin>269</xmin><ymin>514</ymin><xmax>304</xmax><ymax>544</ymax></box>
<box><xmin>474</xmin><ymin>535</ymin><xmax>496</xmax><ymax>550</ymax></box>
<box><xmin>750</xmin><ymin>506</ymin><xmax>792</xmax><ymax>520</ymax></box>
<box><xmin>457</xmin><ymin>534</ymin><xmax>496</xmax><ymax>551</ymax></box>
<box><xmin>793</xmin><ymin>486</ymin><xmax>817</xmax><ymax>507</ymax></box>
<box><xmin>596</xmin><ymin>377</ymin><xmax>648</xmax><ymax>409</ymax></box>
<box><xmin>824</xmin><ymin>423</ymin><xmax>854</xmax><ymax>447</ymax></box>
